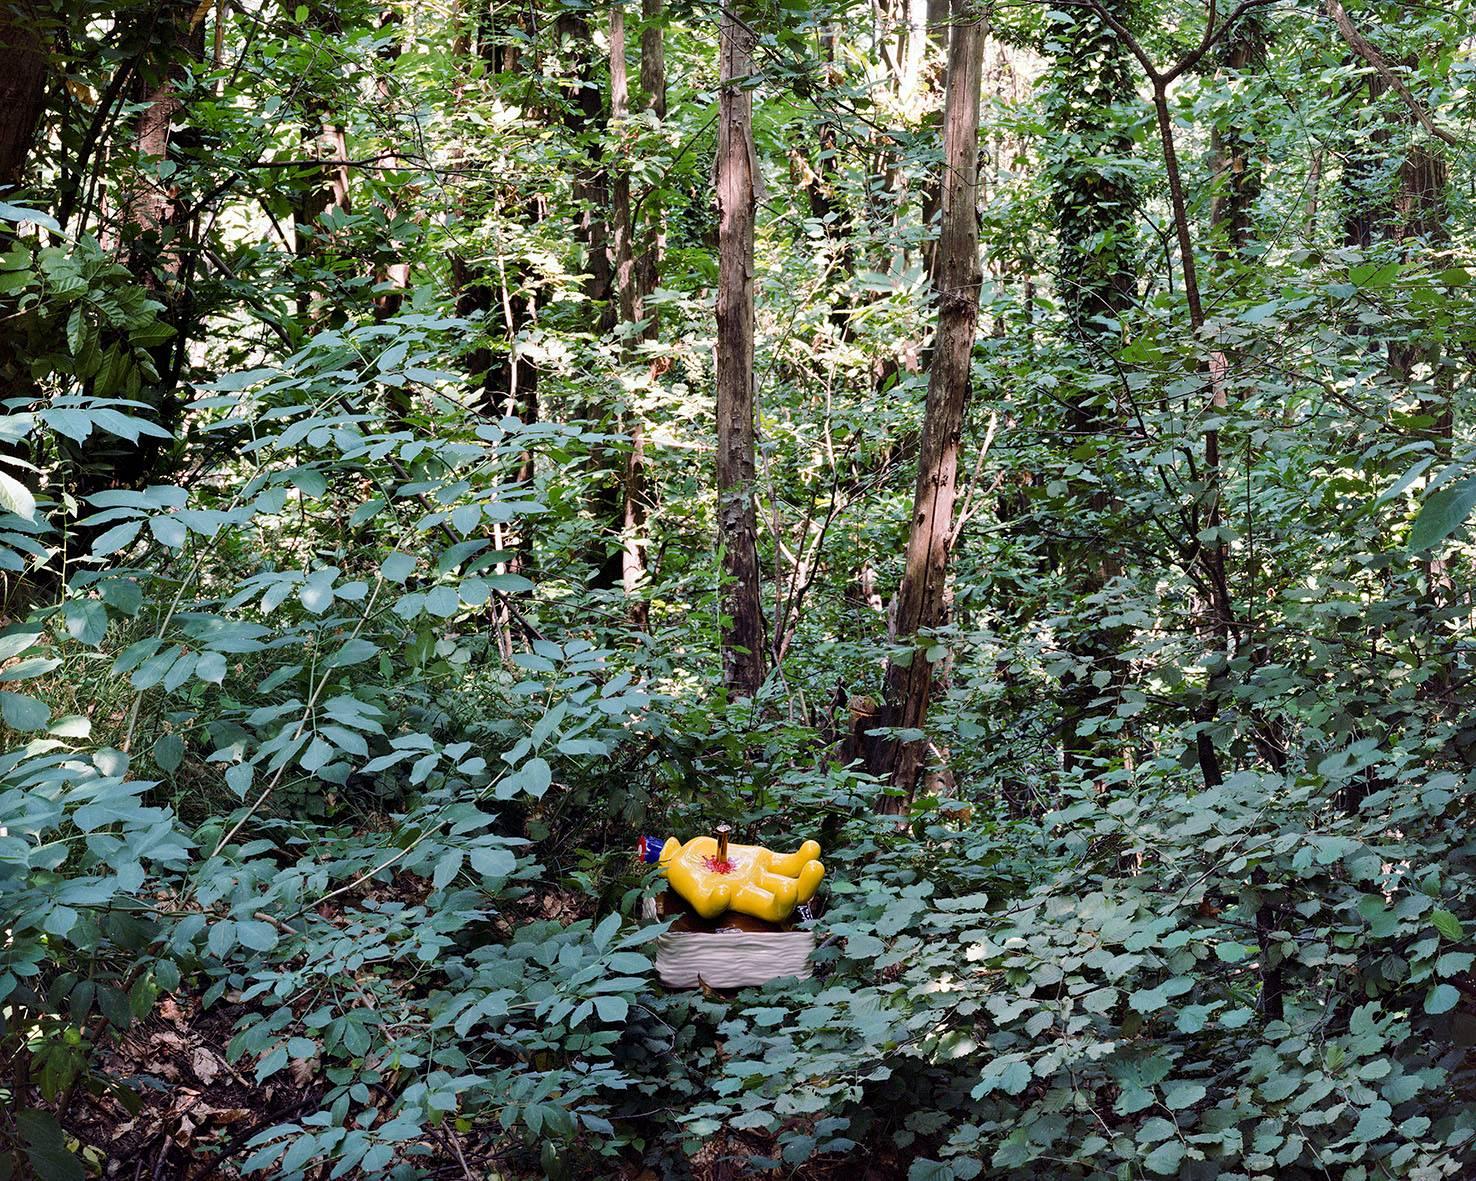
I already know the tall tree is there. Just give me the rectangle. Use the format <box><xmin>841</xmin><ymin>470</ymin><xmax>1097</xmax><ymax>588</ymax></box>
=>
<box><xmin>867</xmin><ymin>0</ymin><xmax>985</xmax><ymax>796</ymax></box>
<box><xmin>294</xmin><ymin>2</ymin><xmax>353</xmax><ymax>327</ymax></box>
<box><xmin>715</xmin><ymin>3</ymin><xmax>766</xmax><ymax>696</ymax></box>
<box><xmin>1208</xmin><ymin>12</ymin><xmax>1266</xmax><ymax>261</ymax></box>
<box><xmin>120</xmin><ymin>0</ymin><xmax>204</xmax><ymax>472</ymax></box>
<box><xmin>0</xmin><ymin>1</ymin><xmax>47</xmax><ymax>192</ymax></box>
<box><xmin>1041</xmin><ymin>1</ymin><xmax>1140</xmax><ymax>771</ymax></box>
<box><xmin>608</xmin><ymin>0</ymin><xmax>649</xmax><ymax>629</ymax></box>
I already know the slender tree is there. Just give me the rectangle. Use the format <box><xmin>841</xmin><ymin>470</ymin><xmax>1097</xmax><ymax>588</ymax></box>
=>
<box><xmin>715</xmin><ymin>3</ymin><xmax>766</xmax><ymax>695</ymax></box>
<box><xmin>0</xmin><ymin>1</ymin><xmax>48</xmax><ymax>404</ymax></box>
<box><xmin>294</xmin><ymin>3</ymin><xmax>353</xmax><ymax>327</ymax></box>
<box><xmin>118</xmin><ymin>0</ymin><xmax>203</xmax><ymax>480</ymax></box>
<box><xmin>868</xmin><ymin>0</ymin><xmax>985</xmax><ymax>796</ymax></box>
<box><xmin>1208</xmin><ymin>12</ymin><xmax>1266</xmax><ymax>260</ymax></box>
<box><xmin>609</xmin><ymin>1</ymin><xmax>649</xmax><ymax>629</ymax></box>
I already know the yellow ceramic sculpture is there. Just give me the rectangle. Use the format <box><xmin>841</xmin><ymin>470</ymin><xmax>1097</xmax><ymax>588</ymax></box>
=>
<box><xmin>639</xmin><ymin>825</ymin><xmax>824</xmax><ymax>923</ymax></box>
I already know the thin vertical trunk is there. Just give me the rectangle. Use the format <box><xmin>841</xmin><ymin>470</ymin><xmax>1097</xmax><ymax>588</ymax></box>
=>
<box><xmin>716</xmin><ymin>4</ymin><xmax>766</xmax><ymax>696</ymax></box>
<box><xmin>868</xmin><ymin>0</ymin><xmax>984</xmax><ymax>798</ymax></box>
<box><xmin>0</xmin><ymin>1</ymin><xmax>47</xmax><ymax>191</ymax></box>
<box><xmin>1207</xmin><ymin>17</ymin><xmax>1264</xmax><ymax>260</ymax></box>
<box><xmin>0</xmin><ymin>1</ymin><xmax>48</xmax><ymax>410</ymax></box>
<box><xmin>294</xmin><ymin>4</ymin><xmax>352</xmax><ymax>327</ymax></box>
<box><xmin>610</xmin><ymin>1</ymin><xmax>648</xmax><ymax>630</ymax></box>
<box><xmin>1150</xmin><ymin>79</ymin><xmax>1229</xmax><ymax>792</ymax></box>
<box><xmin>560</xmin><ymin>13</ymin><xmax>613</xmax><ymax>330</ymax></box>
<box><xmin>373</xmin><ymin>7</ymin><xmax>410</xmax><ymax>325</ymax></box>
<box><xmin>118</xmin><ymin>0</ymin><xmax>203</xmax><ymax>485</ymax></box>
<box><xmin>634</xmin><ymin>0</ymin><xmax>666</xmax><ymax>321</ymax></box>
<box><xmin>458</xmin><ymin>5</ymin><xmax>541</xmax><ymax>554</ymax></box>
<box><xmin>639</xmin><ymin>0</ymin><xmax>665</xmax><ymax>119</ymax></box>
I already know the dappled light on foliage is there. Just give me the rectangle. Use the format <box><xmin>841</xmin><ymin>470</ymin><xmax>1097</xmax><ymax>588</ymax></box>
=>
<box><xmin>0</xmin><ymin>0</ymin><xmax>1474</xmax><ymax>1177</ymax></box>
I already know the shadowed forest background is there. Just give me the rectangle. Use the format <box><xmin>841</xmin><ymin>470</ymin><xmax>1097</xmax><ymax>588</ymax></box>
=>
<box><xmin>2</xmin><ymin>0</ymin><xmax>1476</xmax><ymax>1176</ymax></box>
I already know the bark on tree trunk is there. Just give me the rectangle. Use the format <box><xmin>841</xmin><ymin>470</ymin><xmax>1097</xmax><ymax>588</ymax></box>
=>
<box><xmin>1208</xmin><ymin>15</ymin><xmax>1264</xmax><ymax>260</ymax></box>
<box><xmin>293</xmin><ymin>3</ymin><xmax>352</xmax><ymax>328</ymax></box>
<box><xmin>1043</xmin><ymin>1</ymin><xmax>1138</xmax><ymax>773</ymax></box>
<box><xmin>868</xmin><ymin>0</ymin><xmax>984</xmax><ymax>799</ymax></box>
<box><xmin>610</xmin><ymin>1</ymin><xmax>649</xmax><ymax>630</ymax></box>
<box><xmin>450</xmin><ymin>2</ymin><xmax>541</xmax><ymax>585</ymax></box>
<box><xmin>118</xmin><ymin>0</ymin><xmax>203</xmax><ymax>484</ymax></box>
<box><xmin>715</xmin><ymin>4</ymin><xmax>766</xmax><ymax>697</ymax></box>
<box><xmin>0</xmin><ymin>1</ymin><xmax>48</xmax><ymax>408</ymax></box>
<box><xmin>0</xmin><ymin>1</ymin><xmax>47</xmax><ymax>191</ymax></box>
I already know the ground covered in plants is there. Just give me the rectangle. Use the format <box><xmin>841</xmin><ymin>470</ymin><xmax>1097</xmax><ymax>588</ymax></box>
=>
<box><xmin>2</xmin><ymin>0</ymin><xmax>1476</xmax><ymax>1177</ymax></box>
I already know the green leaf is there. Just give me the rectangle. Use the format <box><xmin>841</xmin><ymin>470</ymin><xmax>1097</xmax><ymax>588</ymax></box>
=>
<box><xmin>0</xmin><ymin>470</ymin><xmax>36</xmax><ymax>520</ymax></box>
<box><xmin>93</xmin><ymin>519</ymin><xmax>143</xmax><ymax>557</ymax></box>
<box><xmin>380</xmin><ymin>550</ymin><xmax>415</xmax><ymax>582</ymax></box>
<box><xmin>17</xmin><ymin>1110</ymin><xmax>84</xmax><ymax>1181</ymax></box>
<box><xmin>433</xmin><ymin>849</ymin><xmax>463</xmax><ymax>889</ymax></box>
<box><xmin>195</xmin><ymin>651</ymin><xmax>227</xmax><ymax>684</ymax></box>
<box><xmin>64</xmin><ymin>599</ymin><xmax>108</xmax><ymax>646</ymax></box>
<box><xmin>519</xmin><ymin>756</ymin><xmax>552</xmax><ymax>799</ymax></box>
<box><xmin>0</xmin><ymin>628</ymin><xmax>41</xmax><ymax>660</ymax></box>
<box><xmin>593</xmin><ymin>994</ymin><xmax>628</xmax><ymax>1023</ymax></box>
<box><xmin>470</xmin><ymin>846</ymin><xmax>515</xmax><ymax>877</ymax></box>
<box><xmin>1430</xmin><ymin>909</ymin><xmax>1463</xmax><ymax>940</ymax></box>
<box><xmin>207</xmin><ymin>920</ymin><xmax>237</xmax><ymax>958</ymax></box>
<box><xmin>1409</xmin><ymin>476</ymin><xmax>1476</xmax><ymax>552</ymax></box>
<box><xmin>225</xmin><ymin>762</ymin><xmax>253</xmax><ymax>798</ymax></box>
<box><xmin>1162</xmin><ymin>1081</ymin><xmax>1205</xmax><ymax>1110</ymax></box>
<box><xmin>153</xmin><ymin>732</ymin><xmax>185</xmax><ymax>774</ymax></box>
<box><xmin>1143</xmin><ymin>1141</ymin><xmax>1185</xmax><ymax>1175</ymax></box>
<box><xmin>0</xmin><ymin>690</ymin><xmax>50</xmax><ymax>731</ymax></box>
<box><xmin>237</xmin><ymin>920</ymin><xmax>279</xmax><ymax>952</ymax></box>
<box><xmin>1425</xmin><ymin>983</ymin><xmax>1460</xmax><ymax>1014</ymax></box>
<box><xmin>326</xmin><ymin>638</ymin><xmax>377</xmax><ymax>668</ymax></box>
<box><xmin>908</xmin><ymin>1163</ymin><xmax>955</xmax><ymax>1181</ymax></box>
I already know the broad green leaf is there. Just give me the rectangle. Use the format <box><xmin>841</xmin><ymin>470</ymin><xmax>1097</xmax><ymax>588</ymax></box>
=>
<box><xmin>470</xmin><ymin>846</ymin><xmax>515</xmax><ymax>877</ymax></box>
<box><xmin>1409</xmin><ymin>477</ymin><xmax>1476</xmax><ymax>552</ymax></box>
<box><xmin>1425</xmin><ymin>983</ymin><xmax>1460</xmax><ymax>1014</ymax></box>
<box><xmin>64</xmin><ymin>599</ymin><xmax>108</xmax><ymax>646</ymax></box>
<box><xmin>0</xmin><ymin>690</ymin><xmax>50</xmax><ymax>731</ymax></box>
<box><xmin>153</xmin><ymin>732</ymin><xmax>185</xmax><ymax>774</ymax></box>
<box><xmin>195</xmin><ymin>651</ymin><xmax>227</xmax><ymax>684</ymax></box>
<box><xmin>0</xmin><ymin>470</ymin><xmax>36</xmax><ymax>520</ymax></box>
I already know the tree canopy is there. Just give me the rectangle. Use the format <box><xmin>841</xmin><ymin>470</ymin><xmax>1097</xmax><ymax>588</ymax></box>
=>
<box><xmin>1</xmin><ymin>0</ymin><xmax>1475</xmax><ymax>1176</ymax></box>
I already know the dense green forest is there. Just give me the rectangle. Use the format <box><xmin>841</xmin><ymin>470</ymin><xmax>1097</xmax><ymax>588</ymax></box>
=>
<box><xmin>2</xmin><ymin>0</ymin><xmax>1475</xmax><ymax>1175</ymax></box>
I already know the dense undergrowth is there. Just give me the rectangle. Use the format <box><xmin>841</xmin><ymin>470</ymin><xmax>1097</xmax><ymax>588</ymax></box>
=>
<box><xmin>4</xmin><ymin>0</ymin><xmax>1476</xmax><ymax>1176</ymax></box>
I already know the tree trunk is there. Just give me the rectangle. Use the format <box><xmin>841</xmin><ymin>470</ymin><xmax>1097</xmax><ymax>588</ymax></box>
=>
<box><xmin>639</xmin><ymin>0</ymin><xmax>666</xmax><ymax>119</ymax></box>
<box><xmin>117</xmin><ymin>0</ymin><xmax>203</xmax><ymax>485</ymax></box>
<box><xmin>610</xmin><ymin>1</ymin><xmax>648</xmax><ymax>629</ymax></box>
<box><xmin>372</xmin><ymin>6</ymin><xmax>410</xmax><ymax>325</ymax></box>
<box><xmin>715</xmin><ymin>3</ymin><xmax>766</xmax><ymax>696</ymax></box>
<box><xmin>0</xmin><ymin>1</ymin><xmax>47</xmax><ymax>191</ymax></box>
<box><xmin>634</xmin><ymin>0</ymin><xmax>666</xmax><ymax>321</ymax></box>
<box><xmin>1208</xmin><ymin>14</ymin><xmax>1265</xmax><ymax>261</ymax></box>
<box><xmin>1041</xmin><ymin>1</ymin><xmax>1138</xmax><ymax>772</ymax></box>
<box><xmin>293</xmin><ymin>3</ymin><xmax>352</xmax><ymax>328</ymax></box>
<box><xmin>868</xmin><ymin>0</ymin><xmax>984</xmax><ymax>797</ymax></box>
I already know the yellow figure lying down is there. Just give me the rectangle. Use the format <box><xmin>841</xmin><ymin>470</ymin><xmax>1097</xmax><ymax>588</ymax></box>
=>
<box><xmin>638</xmin><ymin>825</ymin><xmax>824</xmax><ymax>924</ymax></box>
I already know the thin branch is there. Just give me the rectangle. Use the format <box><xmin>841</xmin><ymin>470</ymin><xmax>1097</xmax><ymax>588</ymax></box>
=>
<box><xmin>1325</xmin><ymin>0</ymin><xmax>1460</xmax><ymax>147</ymax></box>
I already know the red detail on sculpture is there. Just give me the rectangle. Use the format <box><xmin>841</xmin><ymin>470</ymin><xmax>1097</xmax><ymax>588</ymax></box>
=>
<box><xmin>704</xmin><ymin>856</ymin><xmax>734</xmax><ymax>874</ymax></box>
